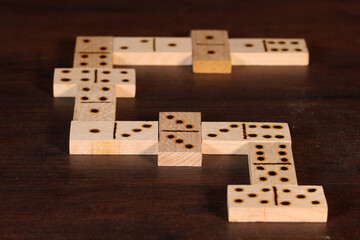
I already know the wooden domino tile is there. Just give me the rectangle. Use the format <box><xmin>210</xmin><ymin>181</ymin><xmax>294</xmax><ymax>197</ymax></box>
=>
<box><xmin>75</xmin><ymin>83</ymin><xmax>116</xmax><ymax>103</ymax></box>
<box><xmin>159</xmin><ymin>112</ymin><xmax>201</xmax><ymax>131</ymax></box>
<box><xmin>53</xmin><ymin>68</ymin><xmax>136</xmax><ymax>98</ymax></box>
<box><xmin>75</xmin><ymin>36</ymin><xmax>113</xmax><ymax>53</ymax></box>
<box><xmin>248</xmin><ymin>142</ymin><xmax>298</xmax><ymax>185</ymax></box>
<box><xmin>227</xmin><ymin>185</ymin><xmax>327</xmax><ymax>222</ymax></box>
<box><xmin>97</xmin><ymin>68</ymin><xmax>136</xmax><ymax>98</ymax></box>
<box><xmin>229</xmin><ymin>38</ymin><xmax>309</xmax><ymax>66</ymax></box>
<box><xmin>53</xmin><ymin>68</ymin><xmax>95</xmax><ymax>97</ymax></box>
<box><xmin>73</xmin><ymin>102</ymin><xmax>116</xmax><ymax>121</ymax></box>
<box><xmin>113</xmin><ymin>37</ymin><xmax>192</xmax><ymax>65</ymax></box>
<box><xmin>113</xmin><ymin>37</ymin><xmax>154</xmax><ymax>65</ymax></box>
<box><xmin>158</xmin><ymin>131</ymin><xmax>202</xmax><ymax>166</ymax></box>
<box><xmin>70</xmin><ymin>121</ymin><xmax>158</xmax><ymax>154</ymax></box>
<box><xmin>158</xmin><ymin>112</ymin><xmax>202</xmax><ymax>166</ymax></box>
<box><xmin>74</xmin><ymin>36</ymin><xmax>114</xmax><ymax>68</ymax></box>
<box><xmin>73</xmin><ymin>83</ymin><xmax>116</xmax><ymax>121</ymax></box>
<box><xmin>73</xmin><ymin>52</ymin><xmax>113</xmax><ymax>68</ymax></box>
<box><xmin>153</xmin><ymin>37</ymin><xmax>192</xmax><ymax>65</ymax></box>
<box><xmin>202</xmin><ymin>122</ymin><xmax>247</xmax><ymax>155</ymax></box>
<box><xmin>191</xmin><ymin>30</ymin><xmax>231</xmax><ymax>73</ymax></box>
<box><xmin>243</xmin><ymin>122</ymin><xmax>292</xmax><ymax>143</ymax></box>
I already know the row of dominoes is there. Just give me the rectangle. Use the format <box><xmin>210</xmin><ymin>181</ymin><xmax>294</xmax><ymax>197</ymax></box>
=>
<box><xmin>72</xmin><ymin>30</ymin><xmax>309</xmax><ymax>74</ymax></box>
<box><xmin>68</xmin><ymin>112</ymin><xmax>328</xmax><ymax>222</ymax></box>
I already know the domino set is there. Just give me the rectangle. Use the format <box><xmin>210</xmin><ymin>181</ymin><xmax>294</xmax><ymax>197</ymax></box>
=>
<box><xmin>53</xmin><ymin>30</ymin><xmax>327</xmax><ymax>222</ymax></box>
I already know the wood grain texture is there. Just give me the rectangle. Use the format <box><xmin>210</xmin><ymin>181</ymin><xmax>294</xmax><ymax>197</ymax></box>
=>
<box><xmin>73</xmin><ymin>102</ymin><xmax>116</xmax><ymax>121</ymax></box>
<box><xmin>158</xmin><ymin>131</ymin><xmax>202</xmax><ymax>166</ymax></box>
<box><xmin>248</xmin><ymin>142</ymin><xmax>297</xmax><ymax>185</ymax></box>
<box><xmin>191</xmin><ymin>30</ymin><xmax>231</xmax><ymax>73</ymax></box>
<box><xmin>1</xmin><ymin>0</ymin><xmax>359</xmax><ymax>239</ymax></box>
<box><xmin>228</xmin><ymin>185</ymin><xmax>327</xmax><ymax>222</ymax></box>
<box><xmin>159</xmin><ymin>112</ymin><xmax>201</xmax><ymax>131</ymax></box>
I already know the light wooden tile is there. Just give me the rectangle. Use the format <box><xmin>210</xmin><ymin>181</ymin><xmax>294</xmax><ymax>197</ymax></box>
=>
<box><xmin>230</xmin><ymin>38</ymin><xmax>309</xmax><ymax>66</ymax></box>
<box><xmin>153</xmin><ymin>37</ymin><xmax>192</xmax><ymax>65</ymax></box>
<box><xmin>191</xmin><ymin>30</ymin><xmax>231</xmax><ymax>73</ymax></box>
<box><xmin>192</xmin><ymin>45</ymin><xmax>231</xmax><ymax>73</ymax></box>
<box><xmin>191</xmin><ymin>30</ymin><xmax>229</xmax><ymax>44</ymax></box>
<box><xmin>248</xmin><ymin>142</ymin><xmax>297</xmax><ymax>185</ymax></box>
<box><xmin>202</xmin><ymin>122</ymin><xmax>247</xmax><ymax>154</ymax></box>
<box><xmin>73</xmin><ymin>102</ymin><xmax>116</xmax><ymax>121</ymax></box>
<box><xmin>243</xmin><ymin>122</ymin><xmax>292</xmax><ymax>143</ymax></box>
<box><xmin>97</xmin><ymin>68</ymin><xmax>136</xmax><ymax>97</ymax></box>
<box><xmin>113</xmin><ymin>37</ymin><xmax>192</xmax><ymax>66</ymax></box>
<box><xmin>73</xmin><ymin>53</ymin><xmax>113</xmax><ymax>68</ymax></box>
<box><xmin>113</xmin><ymin>37</ymin><xmax>154</xmax><ymax>65</ymax></box>
<box><xmin>75</xmin><ymin>36</ymin><xmax>113</xmax><ymax>53</ymax></box>
<box><xmin>53</xmin><ymin>68</ymin><xmax>95</xmax><ymax>97</ymax></box>
<box><xmin>158</xmin><ymin>131</ymin><xmax>202</xmax><ymax>166</ymax></box>
<box><xmin>114</xmin><ymin>121</ymin><xmax>158</xmax><ymax>154</ymax></box>
<box><xmin>70</xmin><ymin>121</ymin><xmax>114</xmax><ymax>154</ymax></box>
<box><xmin>53</xmin><ymin>68</ymin><xmax>136</xmax><ymax>98</ymax></box>
<box><xmin>70</xmin><ymin>121</ymin><xmax>158</xmax><ymax>155</ymax></box>
<box><xmin>159</xmin><ymin>112</ymin><xmax>201</xmax><ymax>131</ymax></box>
<box><xmin>75</xmin><ymin>83</ymin><xmax>116</xmax><ymax>103</ymax></box>
<box><xmin>228</xmin><ymin>185</ymin><xmax>327</xmax><ymax>222</ymax></box>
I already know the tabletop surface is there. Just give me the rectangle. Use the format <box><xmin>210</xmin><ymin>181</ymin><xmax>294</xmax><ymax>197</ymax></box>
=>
<box><xmin>1</xmin><ymin>0</ymin><xmax>359</xmax><ymax>239</ymax></box>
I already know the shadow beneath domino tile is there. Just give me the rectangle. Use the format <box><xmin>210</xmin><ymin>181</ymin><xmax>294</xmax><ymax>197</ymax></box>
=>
<box><xmin>226</xmin><ymin>222</ymin><xmax>328</xmax><ymax>240</ymax></box>
<box><xmin>202</xmin><ymin>155</ymin><xmax>249</xmax><ymax>221</ymax></box>
<box><xmin>50</xmin><ymin>98</ymin><xmax>74</xmax><ymax>154</ymax></box>
<box><xmin>69</xmin><ymin>155</ymin><xmax>158</xmax><ymax>170</ymax></box>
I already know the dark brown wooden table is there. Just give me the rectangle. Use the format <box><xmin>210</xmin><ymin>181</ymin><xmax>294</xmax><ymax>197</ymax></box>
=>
<box><xmin>1</xmin><ymin>0</ymin><xmax>359</xmax><ymax>239</ymax></box>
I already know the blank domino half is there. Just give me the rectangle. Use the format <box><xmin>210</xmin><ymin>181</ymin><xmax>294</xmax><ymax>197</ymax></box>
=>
<box><xmin>113</xmin><ymin>37</ymin><xmax>192</xmax><ymax>65</ymax></box>
<box><xmin>53</xmin><ymin>68</ymin><xmax>136</xmax><ymax>98</ymax></box>
<box><xmin>70</xmin><ymin>121</ymin><xmax>158</xmax><ymax>154</ymax></box>
<box><xmin>230</xmin><ymin>38</ymin><xmax>309</xmax><ymax>66</ymax></box>
<box><xmin>227</xmin><ymin>185</ymin><xmax>327</xmax><ymax>222</ymax></box>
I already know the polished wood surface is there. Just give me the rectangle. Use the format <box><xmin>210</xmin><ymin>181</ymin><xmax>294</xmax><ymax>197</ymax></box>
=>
<box><xmin>1</xmin><ymin>0</ymin><xmax>359</xmax><ymax>239</ymax></box>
